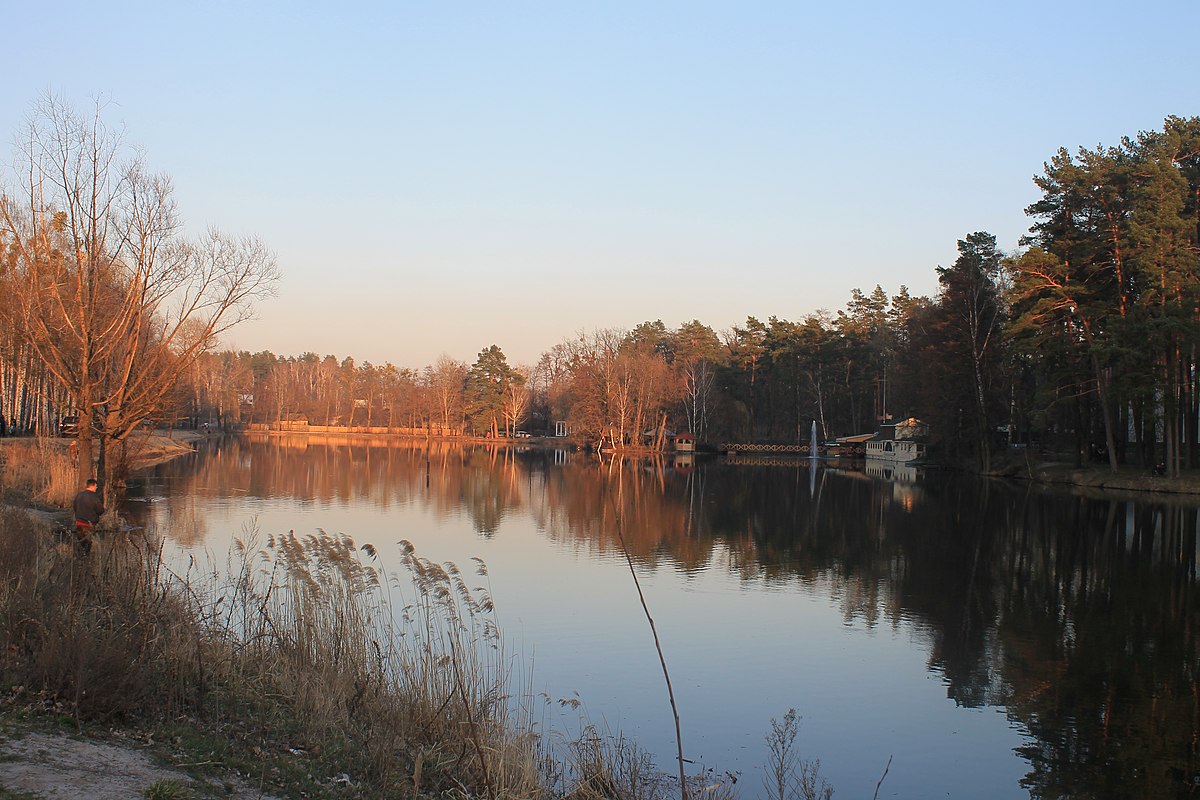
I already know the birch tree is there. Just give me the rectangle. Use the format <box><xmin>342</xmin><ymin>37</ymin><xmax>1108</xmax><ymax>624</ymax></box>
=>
<box><xmin>424</xmin><ymin>355</ymin><xmax>466</xmax><ymax>433</ymax></box>
<box><xmin>501</xmin><ymin>365</ymin><xmax>531</xmax><ymax>436</ymax></box>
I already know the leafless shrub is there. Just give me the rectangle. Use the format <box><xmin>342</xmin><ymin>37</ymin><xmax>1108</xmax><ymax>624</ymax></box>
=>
<box><xmin>763</xmin><ymin>709</ymin><xmax>832</xmax><ymax>800</ymax></box>
<box><xmin>562</xmin><ymin>727</ymin><xmax>675</xmax><ymax>800</ymax></box>
<box><xmin>554</xmin><ymin>723</ymin><xmax>738</xmax><ymax>800</ymax></box>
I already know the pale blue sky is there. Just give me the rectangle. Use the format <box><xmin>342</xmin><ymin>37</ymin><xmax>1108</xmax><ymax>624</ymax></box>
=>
<box><xmin>4</xmin><ymin>1</ymin><xmax>1196</xmax><ymax>367</ymax></box>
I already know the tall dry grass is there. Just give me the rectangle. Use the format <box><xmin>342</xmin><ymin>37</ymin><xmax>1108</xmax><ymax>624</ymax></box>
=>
<box><xmin>0</xmin><ymin>439</ymin><xmax>77</xmax><ymax>507</ymax></box>
<box><xmin>192</xmin><ymin>529</ymin><xmax>548</xmax><ymax>796</ymax></box>
<box><xmin>0</xmin><ymin>508</ymin><xmax>749</xmax><ymax>799</ymax></box>
<box><xmin>0</xmin><ymin>507</ymin><xmax>200</xmax><ymax>721</ymax></box>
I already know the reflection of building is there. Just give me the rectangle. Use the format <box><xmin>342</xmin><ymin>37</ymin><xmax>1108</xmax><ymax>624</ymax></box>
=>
<box><xmin>864</xmin><ymin>460</ymin><xmax>918</xmax><ymax>483</ymax></box>
<box><xmin>672</xmin><ymin>453</ymin><xmax>695</xmax><ymax>472</ymax></box>
<box><xmin>865</xmin><ymin>418</ymin><xmax>928</xmax><ymax>463</ymax></box>
<box><xmin>864</xmin><ymin>458</ymin><xmax>921</xmax><ymax>511</ymax></box>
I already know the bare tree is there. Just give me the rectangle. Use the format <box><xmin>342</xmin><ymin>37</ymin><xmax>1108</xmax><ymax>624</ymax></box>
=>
<box><xmin>424</xmin><ymin>354</ymin><xmax>467</xmax><ymax>434</ymax></box>
<box><xmin>0</xmin><ymin>94</ymin><xmax>278</xmax><ymax>494</ymax></box>
<box><xmin>501</xmin><ymin>365</ymin><xmax>531</xmax><ymax>436</ymax></box>
<box><xmin>680</xmin><ymin>359</ymin><xmax>715</xmax><ymax>440</ymax></box>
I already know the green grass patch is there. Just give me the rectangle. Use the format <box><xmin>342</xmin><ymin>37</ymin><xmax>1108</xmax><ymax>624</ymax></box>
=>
<box><xmin>0</xmin><ymin>789</ymin><xmax>42</xmax><ymax>800</ymax></box>
<box><xmin>143</xmin><ymin>779</ymin><xmax>192</xmax><ymax>800</ymax></box>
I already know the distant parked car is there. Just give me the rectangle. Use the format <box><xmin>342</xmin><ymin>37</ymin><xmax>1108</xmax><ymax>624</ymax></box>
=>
<box><xmin>515</xmin><ymin>430</ymin><xmax>531</xmax><ymax>438</ymax></box>
<box><xmin>59</xmin><ymin>416</ymin><xmax>80</xmax><ymax>436</ymax></box>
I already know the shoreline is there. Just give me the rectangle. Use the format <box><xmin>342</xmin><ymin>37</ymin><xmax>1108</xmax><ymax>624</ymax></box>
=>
<box><xmin>11</xmin><ymin>429</ymin><xmax>1200</xmax><ymax>505</ymax></box>
<box><xmin>982</xmin><ymin>460</ymin><xmax>1200</xmax><ymax>499</ymax></box>
<box><xmin>240</xmin><ymin>429</ymin><xmax>1200</xmax><ymax>498</ymax></box>
<box><xmin>1</xmin><ymin>430</ymin><xmax>207</xmax><ymax>527</ymax></box>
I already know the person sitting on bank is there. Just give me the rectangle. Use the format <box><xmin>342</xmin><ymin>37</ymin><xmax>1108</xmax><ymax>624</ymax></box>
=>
<box><xmin>72</xmin><ymin>478</ymin><xmax>105</xmax><ymax>553</ymax></box>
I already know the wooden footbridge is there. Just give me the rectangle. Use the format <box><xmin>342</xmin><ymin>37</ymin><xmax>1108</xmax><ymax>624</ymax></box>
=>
<box><xmin>722</xmin><ymin>442</ymin><xmax>817</xmax><ymax>455</ymax></box>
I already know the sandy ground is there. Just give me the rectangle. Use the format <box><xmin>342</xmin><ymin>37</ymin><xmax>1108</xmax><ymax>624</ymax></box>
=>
<box><xmin>123</xmin><ymin>430</ymin><xmax>202</xmax><ymax>469</ymax></box>
<box><xmin>0</xmin><ymin>731</ymin><xmax>283</xmax><ymax>799</ymax></box>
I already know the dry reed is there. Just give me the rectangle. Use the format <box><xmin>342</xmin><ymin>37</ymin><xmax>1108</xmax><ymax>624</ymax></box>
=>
<box><xmin>0</xmin><ymin>439</ymin><xmax>77</xmax><ymax>507</ymax></box>
<box><xmin>0</xmin><ymin>508</ymin><xmax>200</xmax><ymax>722</ymax></box>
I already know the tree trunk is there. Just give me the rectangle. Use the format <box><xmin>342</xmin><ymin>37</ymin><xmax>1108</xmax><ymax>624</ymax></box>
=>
<box><xmin>1090</xmin><ymin>355</ymin><xmax>1120</xmax><ymax>473</ymax></box>
<box><xmin>1187</xmin><ymin>345</ymin><xmax>1197</xmax><ymax>469</ymax></box>
<box><xmin>76</xmin><ymin>427</ymin><xmax>94</xmax><ymax>486</ymax></box>
<box><xmin>1073</xmin><ymin>393</ymin><xmax>1085</xmax><ymax>468</ymax></box>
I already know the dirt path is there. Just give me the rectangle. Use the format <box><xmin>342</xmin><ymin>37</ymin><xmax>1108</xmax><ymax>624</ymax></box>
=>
<box><xmin>0</xmin><ymin>731</ymin><xmax>283</xmax><ymax>799</ymax></box>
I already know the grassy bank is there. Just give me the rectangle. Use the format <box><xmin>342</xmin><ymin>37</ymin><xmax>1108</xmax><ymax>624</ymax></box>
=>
<box><xmin>0</xmin><ymin>507</ymin><xmax>717</xmax><ymax>799</ymax></box>
<box><xmin>981</xmin><ymin>451</ymin><xmax>1200</xmax><ymax>498</ymax></box>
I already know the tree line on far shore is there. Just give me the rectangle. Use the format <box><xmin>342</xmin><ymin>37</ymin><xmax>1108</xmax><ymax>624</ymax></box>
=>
<box><xmin>180</xmin><ymin>111</ymin><xmax>1200</xmax><ymax>476</ymax></box>
<box><xmin>3</xmin><ymin>98</ymin><xmax>1199</xmax><ymax>477</ymax></box>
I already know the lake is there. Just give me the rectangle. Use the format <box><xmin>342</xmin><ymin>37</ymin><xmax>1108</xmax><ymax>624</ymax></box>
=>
<box><xmin>124</xmin><ymin>434</ymin><xmax>1200</xmax><ymax>799</ymax></box>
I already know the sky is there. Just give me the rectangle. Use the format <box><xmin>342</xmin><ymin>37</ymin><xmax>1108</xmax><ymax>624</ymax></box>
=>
<box><xmin>3</xmin><ymin>1</ymin><xmax>1197</xmax><ymax>369</ymax></box>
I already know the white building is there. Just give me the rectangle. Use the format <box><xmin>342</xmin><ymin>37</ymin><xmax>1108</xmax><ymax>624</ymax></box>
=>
<box><xmin>865</xmin><ymin>418</ymin><xmax>928</xmax><ymax>463</ymax></box>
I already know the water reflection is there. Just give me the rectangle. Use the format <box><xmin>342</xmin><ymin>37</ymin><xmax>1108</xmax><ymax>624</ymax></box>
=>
<box><xmin>128</xmin><ymin>435</ymin><xmax>1200</xmax><ymax>798</ymax></box>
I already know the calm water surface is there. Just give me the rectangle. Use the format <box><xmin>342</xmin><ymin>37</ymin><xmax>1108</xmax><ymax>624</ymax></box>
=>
<box><xmin>125</xmin><ymin>435</ymin><xmax>1200</xmax><ymax>799</ymax></box>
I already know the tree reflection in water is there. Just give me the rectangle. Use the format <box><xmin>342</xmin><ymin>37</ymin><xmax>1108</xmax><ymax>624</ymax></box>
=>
<box><xmin>128</xmin><ymin>436</ymin><xmax>1199</xmax><ymax>797</ymax></box>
